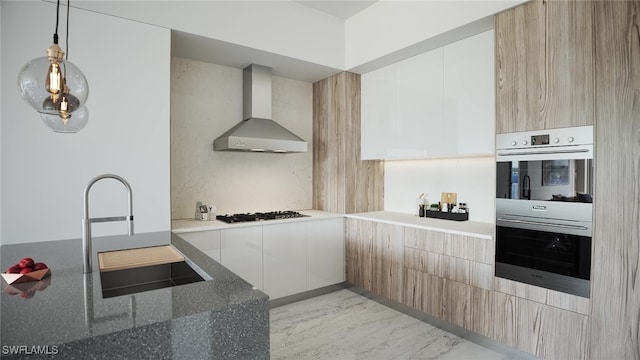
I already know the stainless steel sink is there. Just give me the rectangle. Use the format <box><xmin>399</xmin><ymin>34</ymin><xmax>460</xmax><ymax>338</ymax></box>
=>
<box><xmin>100</xmin><ymin>261</ymin><xmax>205</xmax><ymax>299</ymax></box>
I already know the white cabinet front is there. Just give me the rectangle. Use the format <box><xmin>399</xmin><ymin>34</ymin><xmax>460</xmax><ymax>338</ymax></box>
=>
<box><xmin>443</xmin><ymin>30</ymin><xmax>495</xmax><ymax>156</ymax></box>
<box><xmin>179</xmin><ymin>230</ymin><xmax>221</xmax><ymax>263</ymax></box>
<box><xmin>307</xmin><ymin>218</ymin><xmax>345</xmax><ymax>289</ymax></box>
<box><xmin>361</xmin><ymin>65</ymin><xmax>395</xmax><ymax>160</ymax></box>
<box><xmin>395</xmin><ymin>48</ymin><xmax>444</xmax><ymax>158</ymax></box>
<box><xmin>178</xmin><ymin>216</ymin><xmax>346</xmax><ymax>300</ymax></box>
<box><xmin>220</xmin><ymin>226</ymin><xmax>263</xmax><ymax>289</ymax></box>
<box><xmin>263</xmin><ymin>222</ymin><xmax>308</xmax><ymax>299</ymax></box>
<box><xmin>361</xmin><ymin>30</ymin><xmax>494</xmax><ymax>160</ymax></box>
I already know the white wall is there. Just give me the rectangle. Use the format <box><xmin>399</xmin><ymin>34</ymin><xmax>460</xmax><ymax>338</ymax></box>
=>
<box><xmin>170</xmin><ymin>58</ymin><xmax>312</xmax><ymax>218</ymax></box>
<box><xmin>1</xmin><ymin>1</ymin><xmax>171</xmax><ymax>245</ymax></box>
<box><xmin>345</xmin><ymin>0</ymin><xmax>528</xmax><ymax>70</ymax></box>
<box><xmin>68</xmin><ymin>0</ymin><xmax>345</xmax><ymax>70</ymax></box>
<box><xmin>384</xmin><ymin>157</ymin><xmax>495</xmax><ymax>223</ymax></box>
<box><xmin>0</xmin><ymin>1</ymin><xmax>3</xmax><ymax>243</ymax></box>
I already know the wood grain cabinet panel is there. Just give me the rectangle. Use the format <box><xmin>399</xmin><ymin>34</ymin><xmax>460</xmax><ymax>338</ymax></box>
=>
<box><xmin>470</xmin><ymin>287</ymin><xmax>494</xmax><ymax>338</ymax></box>
<box><xmin>313</xmin><ymin>72</ymin><xmax>383</xmax><ymax>214</ymax></box>
<box><xmin>492</xmin><ymin>291</ymin><xmax>518</xmax><ymax>348</ymax></box>
<box><xmin>353</xmin><ymin>218</ymin><xmax>594</xmax><ymax>360</ymax></box>
<box><xmin>536</xmin><ymin>304</ymin><xmax>589</xmax><ymax>360</ymax></box>
<box><xmin>514</xmin><ymin>298</ymin><xmax>545</xmax><ymax>356</ymax></box>
<box><xmin>404</xmin><ymin>247</ymin><xmax>442</xmax><ymax>277</ymax></box>
<box><xmin>345</xmin><ymin>218</ymin><xmax>373</xmax><ymax>290</ymax></box>
<box><xmin>515</xmin><ymin>298</ymin><xmax>589</xmax><ymax>360</ymax></box>
<box><xmin>495</xmin><ymin>0</ymin><xmax>595</xmax><ymax>133</ymax></box>
<box><xmin>493</xmin><ymin>277</ymin><xmax>548</xmax><ymax>304</ymax></box>
<box><xmin>403</xmin><ymin>267</ymin><xmax>444</xmax><ymax>319</ymax></box>
<box><xmin>590</xmin><ymin>1</ymin><xmax>640</xmax><ymax>358</ymax></box>
<box><xmin>404</xmin><ymin>227</ymin><xmax>445</xmax><ymax>254</ymax></box>
<box><xmin>371</xmin><ymin>222</ymin><xmax>404</xmax><ymax>304</ymax></box>
<box><xmin>442</xmin><ymin>279</ymin><xmax>472</xmax><ymax>329</ymax></box>
<box><xmin>346</xmin><ymin>219</ymin><xmax>404</xmax><ymax>303</ymax></box>
<box><xmin>403</xmin><ymin>268</ymin><xmax>422</xmax><ymax>311</ymax></box>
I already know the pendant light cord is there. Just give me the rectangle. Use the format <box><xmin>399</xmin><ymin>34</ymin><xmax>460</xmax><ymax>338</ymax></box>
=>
<box><xmin>65</xmin><ymin>0</ymin><xmax>70</xmax><ymax>60</ymax></box>
<box><xmin>53</xmin><ymin>0</ymin><xmax>60</xmax><ymax>44</ymax></box>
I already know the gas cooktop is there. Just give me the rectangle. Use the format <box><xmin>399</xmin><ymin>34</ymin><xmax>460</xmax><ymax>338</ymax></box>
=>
<box><xmin>216</xmin><ymin>211</ymin><xmax>309</xmax><ymax>224</ymax></box>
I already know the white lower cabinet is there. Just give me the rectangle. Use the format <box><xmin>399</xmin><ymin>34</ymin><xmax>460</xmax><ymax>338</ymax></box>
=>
<box><xmin>178</xmin><ymin>230</ymin><xmax>221</xmax><ymax>263</ymax></box>
<box><xmin>220</xmin><ymin>226</ymin><xmax>263</xmax><ymax>290</ymax></box>
<box><xmin>307</xmin><ymin>218</ymin><xmax>345</xmax><ymax>289</ymax></box>
<box><xmin>177</xmin><ymin>217</ymin><xmax>345</xmax><ymax>299</ymax></box>
<box><xmin>263</xmin><ymin>222</ymin><xmax>308</xmax><ymax>299</ymax></box>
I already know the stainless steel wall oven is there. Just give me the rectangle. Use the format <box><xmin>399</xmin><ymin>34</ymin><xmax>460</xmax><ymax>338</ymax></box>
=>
<box><xmin>495</xmin><ymin>126</ymin><xmax>593</xmax><ymax>298</ymax></box>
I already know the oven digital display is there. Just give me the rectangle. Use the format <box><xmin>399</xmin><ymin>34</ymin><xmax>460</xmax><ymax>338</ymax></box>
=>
<box><xmin>531</xmin><ymin>134</ymin><xmax>549</xmax><ymax>145</ymax></box>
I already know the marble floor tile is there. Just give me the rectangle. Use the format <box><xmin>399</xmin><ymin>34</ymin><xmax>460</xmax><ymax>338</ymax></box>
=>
<box><xmin>270</xmin><ymin>289</ymin><xmax>525</xmax><ymax>360</ymax></box>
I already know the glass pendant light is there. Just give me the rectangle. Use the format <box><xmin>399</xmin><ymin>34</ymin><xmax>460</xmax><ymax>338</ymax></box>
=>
<box><xmin>17</xmin><ymin>0</ymin><xmax>89</xmax><ymax>133</ymax></box>
<box><xmin>41</xmin><ymin>106</ymin><xmax>89</xmax><ymax>133</ymax></box>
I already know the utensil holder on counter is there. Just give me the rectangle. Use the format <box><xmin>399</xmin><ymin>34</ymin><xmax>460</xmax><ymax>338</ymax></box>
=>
<box><xmin>425</xmin><ymin>210</ymin><xmax>469</xmax><ymax>221</ymax></box>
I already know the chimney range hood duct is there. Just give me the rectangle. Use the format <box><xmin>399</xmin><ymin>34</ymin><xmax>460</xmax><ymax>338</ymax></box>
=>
<box><xmin>213</xmin><ymin>64</ymin><xmax>308</xmax><ymax>153</ymax></box>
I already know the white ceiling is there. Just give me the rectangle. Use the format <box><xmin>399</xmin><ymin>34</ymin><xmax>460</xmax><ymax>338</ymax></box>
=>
<box><xmin>294</xmin><ymin>0</ymin><xmax>378</xmax><ymax>19</ymax></box>
<box><xmin>171</xmin><ymin>30</ymin><xmax>344</xmax><ymax>83</ymax></box>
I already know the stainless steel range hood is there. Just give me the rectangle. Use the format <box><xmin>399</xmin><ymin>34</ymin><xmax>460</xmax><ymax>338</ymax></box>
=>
<box><xmin>213</xmin><ymin>64</ymin><xmax>308</xmax><ymax>153</ymax></box>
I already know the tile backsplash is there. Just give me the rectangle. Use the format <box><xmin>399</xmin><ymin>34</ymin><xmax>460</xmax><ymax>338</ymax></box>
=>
<box><xmin>171</xmin><ymin>58</ymin><xmax>312</xmax><ymax>218</ymax></box>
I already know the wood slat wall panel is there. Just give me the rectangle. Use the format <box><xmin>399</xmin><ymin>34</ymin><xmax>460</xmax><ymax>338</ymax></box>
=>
<box><xmin>591</xmin><ymin>1</ymin><xmax>640</xmax><ymax>358</ymax></box>
<box><xmin>312</xmin><ymin>72</ymin><xmax>383</xmax><ymax>214</ymax></box>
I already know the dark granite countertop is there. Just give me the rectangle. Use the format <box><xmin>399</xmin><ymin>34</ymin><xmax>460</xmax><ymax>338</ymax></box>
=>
<box><xmin>0</xmin><ymin>232</ymin><xmax>269</xmax><ymax>359</ymax></box>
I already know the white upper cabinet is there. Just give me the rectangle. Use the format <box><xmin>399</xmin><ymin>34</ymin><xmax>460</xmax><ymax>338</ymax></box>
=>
<box><xmin>443</xmin><ymin>30</ymin><xmax>495</xmax><ymax>155</ymax></box>
<box><xmin>361</xmin><ymin>30</ymin><xmax>495</xmax><ymax>160</ymax></box>
<box><xmin>395</xmin><ymin>49</ymin><xmax>444</xmax><ymax>158</ymax></box>
<box><xmin>361</xmin><ymin>65</ymin><xmax>395</xmax><ymax>160</ymax></box>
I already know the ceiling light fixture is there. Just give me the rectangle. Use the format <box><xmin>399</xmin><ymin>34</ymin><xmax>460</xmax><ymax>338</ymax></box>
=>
<box><xmin>17</xmin><ymin>0</ymin><xmax>89</xmax><ymax>133</ymax></box>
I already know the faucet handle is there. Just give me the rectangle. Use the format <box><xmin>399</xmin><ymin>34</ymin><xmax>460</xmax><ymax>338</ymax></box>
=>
<box><xmin>127</xmin><ymin>216</ymin><xmax>134</xmax><ymax>236</ymax></box>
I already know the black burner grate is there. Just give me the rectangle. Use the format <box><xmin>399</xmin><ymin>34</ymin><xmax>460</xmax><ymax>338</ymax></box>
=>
<box><xmin>216</xmin><ymin>211</ymin><xmax>309</xmax><ymax>223</ymax></box>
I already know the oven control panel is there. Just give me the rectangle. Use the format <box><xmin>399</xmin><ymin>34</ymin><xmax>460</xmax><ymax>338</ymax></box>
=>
<box><xmin>531</xmin><ymin>134</ymin><xmax>549</xmax><ymax>146</ymax></box>
<box><xmin>496</xmin><ymin>125</ymin><xmax>593</xmax><ymax>150</ymax></box>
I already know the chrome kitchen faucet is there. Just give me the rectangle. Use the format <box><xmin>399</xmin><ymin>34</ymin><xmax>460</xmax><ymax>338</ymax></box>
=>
<box><xmin>82</xmin><ymin>174</ymin><xmax>134</xmax><ymax>273</ymax></box>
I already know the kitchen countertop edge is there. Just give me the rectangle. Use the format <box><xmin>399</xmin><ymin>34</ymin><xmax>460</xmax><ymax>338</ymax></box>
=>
<box><xmin>345</xmin><ymin>211</ymin><xmax>494</xmax><ymax>239</ymax></box>
<box><xmin>172</xmin><ymin>210</ymin><xmax>344</xmax><ymax>233</ymax></box>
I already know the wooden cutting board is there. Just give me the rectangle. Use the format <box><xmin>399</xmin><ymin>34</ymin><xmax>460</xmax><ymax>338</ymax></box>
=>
<box><xmin>440</xmin><ymin>192</ymin><xmax>458</xmax><ymax>205</ymax></box>
<box><xmin>98</xmin><ymin>245</ymin><xmax>184</xmax><ymax>272</ymax></box>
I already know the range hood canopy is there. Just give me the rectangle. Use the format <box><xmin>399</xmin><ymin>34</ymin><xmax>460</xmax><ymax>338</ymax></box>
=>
<box><xmin>213</xmin><ymin>64</ymin><xmax>308</xmax><ymax>153</ymax></box>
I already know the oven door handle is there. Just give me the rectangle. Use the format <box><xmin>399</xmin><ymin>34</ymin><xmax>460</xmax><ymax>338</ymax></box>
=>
<box><xmin>496</xmin><ymin>148</ymin><xmax>590</xmax><ymax>157</ymax></box>
<box><xmin>497</xmin><ymin>217</ymin><xmax>589</xmax><ymax>231</ymax></box>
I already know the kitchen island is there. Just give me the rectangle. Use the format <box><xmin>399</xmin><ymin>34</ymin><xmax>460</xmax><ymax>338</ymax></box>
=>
<box><xmin>0</xmin><ymin>232</ymin><xmax>269</xmax><ymax>359</ymax></box>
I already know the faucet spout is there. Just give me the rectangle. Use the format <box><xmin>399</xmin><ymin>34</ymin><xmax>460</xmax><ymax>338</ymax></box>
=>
<box><xmin>82</xmin><ymin>174</ymin><xmax>134</xmax><ymax>273</ymax></box>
